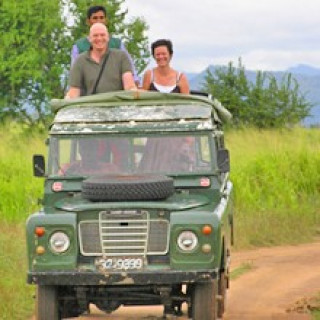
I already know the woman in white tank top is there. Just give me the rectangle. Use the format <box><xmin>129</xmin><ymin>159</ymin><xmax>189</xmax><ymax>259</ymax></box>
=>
<box><xmin>142</xmin><ymin>39</ymin><xmax>190</xmax><ymax>94</ymax></box>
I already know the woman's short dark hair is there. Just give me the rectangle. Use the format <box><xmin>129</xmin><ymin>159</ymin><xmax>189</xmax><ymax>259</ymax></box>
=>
<box><xmin>87</xmin><ymin>6</ymin><xmax>107</xmax><ymax>19</ymax></box>
<box><xmin>151</xmin><ymin>39</ymin><xmax>173</xmax><ymax>56</ymax></box>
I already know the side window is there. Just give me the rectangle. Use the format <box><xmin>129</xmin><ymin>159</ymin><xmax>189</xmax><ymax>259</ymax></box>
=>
<box><xmin>48</xmin><ymin>137</ymin><xmax>59</xmax><ymax>174</ymax></box>
<box><xmin>217</xmin><ymin>136</ymin><xmax>225</xmax><ymax>149</ymax></box>
<box><xmin>213</xmin><ymin>134</ymin><xmax>226</xmax><ymax>151</ymax></box>
<box><xmin>48</xmin><ymin>138</ymin><xmax>75</xmax><ymax>175</ymax></box>
<box><xmin>199</xmin><ymin>136</ymin><xmax>210</xmax><ymax>162</ymax></box>
<box><xmin>214</xmin><ymin>134</ymin><xmax>230</xmax><ymax>173</ymax></box>
<box><xmin>191</xmin><ymin>136</ymin><xmax>211</xmax><ymax>170</ymax></box>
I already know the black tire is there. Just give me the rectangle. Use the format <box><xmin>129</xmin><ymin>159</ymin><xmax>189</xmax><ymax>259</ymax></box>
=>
<box><xmin>82</xmin><ymin>174</ymin><xmax>174</xmax><ymax>201</ymax></box>
<box><xmin>218</xmin><ymin>245</ymin><xmax>229</xmax><ymax>318</ymax></box>
<box><xmin>218</xmin><ymin>271</ymin><xmax>227</xmax><ymax>318</ymax></box>
<box><xmin>36</xmin><ymin>285</ymin><xmax>60</xmax><ymax>320</ymax></box>
<box><xmin>191</xmin><ymin>280</ymin><xmax>218</xmax><ymax>320</ymax></box>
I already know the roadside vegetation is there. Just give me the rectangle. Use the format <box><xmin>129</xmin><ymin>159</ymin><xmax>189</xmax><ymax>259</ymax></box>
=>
<box><xmin>0</xmin><ymin>123</ymin><xmax>45</xmax><ymax>320</ymax></box>
<box><xmin>0</xmin><ymin>123</ymin><xmax>45</xmax><ymax>223</ymax></box>
<box><xmin>0</xmin><ymin>124</ymin><xmax>319</xmax><ymax>319</ymax></box>
<box><xmin>309</xmin><ymin>293</ymin><xmax>320</xmax><ymax>320</ymax></box>
<box><xmin>312</xmin><ymin>294</ymin><xmax>320</xmax><ymax>319</ymax></box>
<box><xmin>230</xmin><ymin>262</ymin><xmax>253</xmax><ymax>281</ymax></box>
<box><xmin>228</xmin><ymin>127</ymin><xmax>320</xmax><ymax>249</ymax></box>
<box><xmin>204</xmin><ymin>59</ymin><xmax>311</xmax><ymax>128</ymax></box>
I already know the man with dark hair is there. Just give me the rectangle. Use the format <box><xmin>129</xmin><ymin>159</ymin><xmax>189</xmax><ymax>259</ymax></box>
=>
<box><xmin>71</xmin><ymin>5</ymin><xmax>139</xmax><ymax>84</ymax></box>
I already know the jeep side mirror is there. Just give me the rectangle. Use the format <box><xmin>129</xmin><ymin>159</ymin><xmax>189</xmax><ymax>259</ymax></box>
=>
<box><xmin>33</xmin><ymin>155</ymin><xmax>45</xmax><ymax>177</ymax></box>
<box><xmin>217</xmin><ymin>149</ymin><xmax>230</xmax><ymax>173</ymax></box>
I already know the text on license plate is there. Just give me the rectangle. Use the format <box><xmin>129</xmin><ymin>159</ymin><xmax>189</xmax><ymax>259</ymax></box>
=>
<box><xmin>98</xmin><ymin>257</ymin><xmax>143</xmax><ymax>270</ymax></box>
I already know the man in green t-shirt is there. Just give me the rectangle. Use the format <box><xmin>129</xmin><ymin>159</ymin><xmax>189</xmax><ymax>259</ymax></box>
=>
<box><xmin>71</xmin><ymin>5</ymin><xmax>139</xmax><ymax>84</ymax></box>
<box><xmin>66</xmin><ymin>23</ymin><xmax>137</xmax><ymax>98</ymax></box>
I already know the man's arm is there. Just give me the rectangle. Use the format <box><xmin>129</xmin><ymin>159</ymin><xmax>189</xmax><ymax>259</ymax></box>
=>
<box><xmin>66</xmin><ymin>56</ymin><xmax>83</xmax><ymax>98</ymax></box>
<box><xmin>122</xmin><ymin>72</ymin><xmax>137</xmax><ymax>91</ymax></box>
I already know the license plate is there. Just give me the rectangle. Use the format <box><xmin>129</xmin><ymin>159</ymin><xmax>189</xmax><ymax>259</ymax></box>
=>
<box><xmin>96</xmin><ymin>257</ymin><xmax>144</xmax><ymax>270</ymax></box>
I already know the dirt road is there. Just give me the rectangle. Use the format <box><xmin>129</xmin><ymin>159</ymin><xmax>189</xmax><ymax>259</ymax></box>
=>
<box><xmin>61</xmin><ymin>241</ymin><xmax>320</xmax><ymax>319</ymax></box>
<box><xmin>224</xmin><ymin>241</ymin><xmax>320</xmax><ymax>320</ymax></box>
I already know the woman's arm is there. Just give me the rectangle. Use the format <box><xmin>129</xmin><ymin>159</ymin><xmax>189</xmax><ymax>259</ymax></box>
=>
<box><xmin>142</xmin><ymin>70</ymin><xmax>152</xmax><ymax>90</ymax></box>
<box><xmin>179</xmin><ymin>73</ymin><xmax>190</xmax><ymax>94</ymax></box>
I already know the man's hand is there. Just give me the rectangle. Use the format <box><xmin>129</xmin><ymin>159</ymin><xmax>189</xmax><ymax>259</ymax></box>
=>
<box><xmin>65</xmin><ymin>87</ymin><xmax>81</xmax><ymax>99</ymax></box>
<box><xmin>122</xmin><ymin>72</ymin><xmax>137</xmax><ymax>91</ymax></box>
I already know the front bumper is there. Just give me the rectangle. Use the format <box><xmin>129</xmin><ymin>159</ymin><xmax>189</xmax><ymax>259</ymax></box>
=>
<box><xmin>28</xmin><ymin>269</ymin><xmax>218</xmax><ymax>285</ymax></box>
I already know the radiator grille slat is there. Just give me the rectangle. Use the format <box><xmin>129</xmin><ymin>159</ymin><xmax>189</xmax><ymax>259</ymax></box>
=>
<box><xmin>99</xmin><ymin>211</ymin><xmax>148</xmax><ymax>256</ymax></box>
<box><xmin>79</xmin><ymin>210</ymin><xmax>169</xmax><ymax>257</ymax></box>
<box><xmin>102</xmin><ymin>239</ymin><xmax>146</xmax><ymax>243</ymax></box>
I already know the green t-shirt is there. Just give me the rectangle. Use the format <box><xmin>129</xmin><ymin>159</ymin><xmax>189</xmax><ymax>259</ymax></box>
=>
<box><xmin>69</xmin><ymin>49</ymin><xmax>132</xmax><ymax>95</ymax></box>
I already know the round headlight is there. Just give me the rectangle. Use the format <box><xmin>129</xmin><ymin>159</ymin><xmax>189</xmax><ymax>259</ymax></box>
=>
<box><xmin>177</xmin><ymin>231</ymin><xmax>198</xmax><ymax>251</ymax></box>
<box><xmin>49</xmin><ymin>232</ymin><xmax>70</xmax><ymax>253</ymax></box>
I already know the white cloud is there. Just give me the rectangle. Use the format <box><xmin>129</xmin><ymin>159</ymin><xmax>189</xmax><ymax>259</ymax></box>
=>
<box><xmin>125</xmin><ymin>0</ymin><xmax>320</xmax><ymax>72</ymax></box>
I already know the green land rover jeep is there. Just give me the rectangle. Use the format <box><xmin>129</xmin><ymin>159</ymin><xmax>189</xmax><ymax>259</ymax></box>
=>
<box><xmin>26</xmin><ymin>91</ymin><xmax>234</xmax><ymax>320</ymax></box>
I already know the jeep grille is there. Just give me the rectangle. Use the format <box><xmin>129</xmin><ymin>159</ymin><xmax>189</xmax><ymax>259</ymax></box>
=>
<box><xmin>79</xmin><ymin>210</ymin><xmax>169</xmax><ymax>256</ymax></box>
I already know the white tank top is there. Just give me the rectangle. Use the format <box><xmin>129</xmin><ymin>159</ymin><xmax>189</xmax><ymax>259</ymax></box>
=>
<box><xmin>150</xmin><ymin>69</ymin><xmax>181</xmax><ymax>93</ymax></box>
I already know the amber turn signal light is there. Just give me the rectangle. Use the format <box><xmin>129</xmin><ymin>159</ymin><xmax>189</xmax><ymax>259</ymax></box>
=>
<box><xmin>202</xmin><ymin>225</ymin><xmax>212</xmax><ymax>235</ymax></box>
<box><xmin>35</xmin><ymin>227</ymin><xmax>45</xmax><ymax>237</ymax></box>
<box><xmin>36</xmin><ymin>246</ymin><xmax>45</xmax><ymax>255</ymax></box>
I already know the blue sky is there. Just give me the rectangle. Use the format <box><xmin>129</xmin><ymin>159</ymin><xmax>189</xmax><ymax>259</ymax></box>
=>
<box><xmin>125</xmin><ymin>0</ymin><xmax>320</xmax><ymax>73</ymax></box>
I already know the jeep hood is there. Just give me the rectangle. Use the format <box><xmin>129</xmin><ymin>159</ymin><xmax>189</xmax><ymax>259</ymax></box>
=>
<box><xmin>54</xmin><ymin>193</ymin><xmax>210</xmax><ymax>212</ymax></box>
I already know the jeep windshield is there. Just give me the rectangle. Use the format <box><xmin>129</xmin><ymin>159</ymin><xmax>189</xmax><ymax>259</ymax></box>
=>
<box><xmin>48</xmin><ymin>133</ymin><xmax>213</xmax><ymax>177</ymax></box>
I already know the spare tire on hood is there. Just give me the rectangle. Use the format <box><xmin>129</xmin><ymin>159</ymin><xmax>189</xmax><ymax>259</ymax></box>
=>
<box><xmin>81</xmin><ymin>174</ymin><xmax>174</xmax><ymax>201</ymax></box>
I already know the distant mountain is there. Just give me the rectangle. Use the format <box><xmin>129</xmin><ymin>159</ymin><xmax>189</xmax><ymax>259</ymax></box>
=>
<box><xmin>287</xmin><ymin>64</ymin><xmax>320</xmax><ymax>76</ymax></box>
<box><xmin>184</xmin><ymin>72</ymin><xmax>198</xmax><ymax>80</ymax></box>
<box><xmin>187</xmin><ymin>64</ymin><xmax>320</xmax><ymax>126</ymax></box>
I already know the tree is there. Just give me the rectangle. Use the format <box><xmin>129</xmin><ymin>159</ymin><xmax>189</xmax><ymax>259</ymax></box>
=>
<box><xmin>0</xmin><ymin>0</ymin><xmax>69</xmax><ymax>125</ymax></box>
<box><xmin>204</xmin><ymin>59</ymin><xmax>250</xmax><ymax>125</ymax></box>
<box><xmin>203</xmin><ymin>60</ymin><xmax>311</xmax><ymax>128</ymax></box>
<box><xmin>0</xmin><ymin>0</ymin><xmax>149</xmax><ymax>125</ymax></box>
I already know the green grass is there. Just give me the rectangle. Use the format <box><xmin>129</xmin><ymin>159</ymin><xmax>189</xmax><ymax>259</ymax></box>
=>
<box><xmin>227</xmin><ymin>127</ymin><xmax>320</xmax><ymax>248</ymax></box>
<box><xmin>0</xmin><ymin>223</ymin><xmax>35</xmax><ymax>320</ymax></box>
<box><xmin>230</xmin><ymin>262</ymin><xmax>253</xmax><ymax>280</ymax></box>
<box><xmin>0</xmin><ymin>123</ymin><xmax>45</xmax><ymax>320</ymax></box>
<box><xmin>0</xmin><ymin>122</ymin><xmax>45</xmax><ymax>222</ymax></box>
<box><xmin>0</xmin><ymin>124</ymin><xmax>320</xmax><ymax>319</ymax></box>
<box><xmin>312</xmin><ymin>293</ymin><xmax>320</xmax><ymax>319</ymax></box>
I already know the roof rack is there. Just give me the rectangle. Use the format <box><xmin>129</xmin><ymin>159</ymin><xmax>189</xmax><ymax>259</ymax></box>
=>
<box><xmin>190</xmin><ymin>90</ymin><xmax>212</xmax><ymax>100</ymax></box>
<box><xmin>50</xmin><ymin>90</ymin><xmax>231</xmax><ymax>123</ymax></box>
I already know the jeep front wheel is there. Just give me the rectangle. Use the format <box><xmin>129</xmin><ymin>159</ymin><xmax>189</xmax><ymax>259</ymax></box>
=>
<box><xmin>191</xmin><ymin>280</ymin><xmax>218</xmax><ymax>320</ymax></box>
<box><xmin>36</xmin><ymin>285</ymin><xmax>60</xmax><ymax>320</ymax></box>
<box><xmin>218</xmin><ymin>271</ymin><xmax>227</xmax><ymax>317</ymax></box>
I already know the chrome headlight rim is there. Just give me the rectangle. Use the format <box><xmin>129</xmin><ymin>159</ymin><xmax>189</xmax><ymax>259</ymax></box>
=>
<box><xmin>49</xmin><ymin>231</ymin><xmax>70</xmax><ymax>254</ymax></box>
<box><xmin>177</xmin><ymin>230</ymin><xmax>198</xmax><ymax>252</ymax></box>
